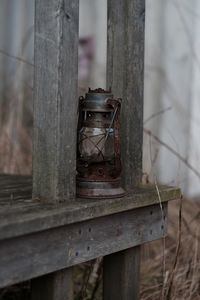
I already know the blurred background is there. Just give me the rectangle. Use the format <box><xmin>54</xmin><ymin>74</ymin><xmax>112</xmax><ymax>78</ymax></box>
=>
<box><xmin>0</xmin><ymin>2</ymin><xmax>200</xmax><ymax>300</ymax></box>
<box><xmin>0</xmin><ymin>0</ymin><xmax>200</xmax><ymax>198</ymax></box>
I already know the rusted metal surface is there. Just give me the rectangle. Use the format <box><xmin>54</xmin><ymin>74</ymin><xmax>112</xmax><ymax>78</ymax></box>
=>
<box><xmin>77</xmin><ymin>89</ymin><xmax>125</xmax><ymax>199</ymax></box>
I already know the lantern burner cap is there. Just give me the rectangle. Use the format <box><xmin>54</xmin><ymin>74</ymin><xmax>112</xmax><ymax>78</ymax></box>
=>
<box><xmin>88</xmin><ymin>88</ymin><xmax>111</xmax><ymax>94</ymax></box>
<box><xmin>82</xmin><ymin>88</ymin><xmax>114</xmax><ymax>112</ymax></box>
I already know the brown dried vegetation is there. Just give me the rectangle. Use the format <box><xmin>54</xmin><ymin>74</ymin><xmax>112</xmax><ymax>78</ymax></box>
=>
<box><xmin>140</xmin><ymin>199</ymin><xmax>200</xmax><ymax>300</ymax></box>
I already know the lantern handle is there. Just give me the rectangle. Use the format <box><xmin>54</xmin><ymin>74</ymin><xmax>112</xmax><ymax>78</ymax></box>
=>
<box><xmin>96</xmin><ymin>98</ymin><xmax>121</xmax><ymax>156</ymax></box>
<box><xmin>104</xmin><ymin>98</ymin><xmax>122</xmax><ymax>173</ymax></box>
<box><xmin>105</xmin><ymin>97</ymin><xmax>122</xmax><ymax>109</ymax></box>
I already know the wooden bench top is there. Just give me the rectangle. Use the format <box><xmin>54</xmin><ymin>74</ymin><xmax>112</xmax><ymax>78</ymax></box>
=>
<box><xmin>0</xmin><ymin>174</ymin><xmax>181</xmax><ymax>240</ymax></box>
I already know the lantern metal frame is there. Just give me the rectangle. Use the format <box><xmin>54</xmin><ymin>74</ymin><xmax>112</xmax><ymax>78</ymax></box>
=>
<box><xmin>76</xmin><ymin>88</ymin><xmax>125</xmax><ymax>199</ymax></box>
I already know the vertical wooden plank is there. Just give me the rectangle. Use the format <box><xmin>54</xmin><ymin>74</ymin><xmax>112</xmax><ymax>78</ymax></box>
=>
<box><xmin>33</xmin><ymin>0</ymin><xmax>79</xmax><ymax>202</ymax></box>
<box><xmin>103</xmin><ymin>247</ymin><xmax>141</xmax><ymax>300</ymax></box>
<box><xmin>107</xmin><ymin>0</ymin><xmax>145</xmax><ymax>189</ymax></box>
<box><xmin>32</xmin><ymin>0</ymin><xmax>78</xmax><ymax>298</ymax></box>
<box><xmin>106</xmin><ymin>0</ymin><xmax>145</xmax><ymax>299</ymax></box>
<box><xmin>31</xmin><ymin>268</ymin><xmax>73</xmax><ymax>300</ymax></box>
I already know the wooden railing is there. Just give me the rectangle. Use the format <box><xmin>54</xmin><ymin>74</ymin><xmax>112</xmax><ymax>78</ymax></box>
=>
<box><xmin>0</xmin><ymin>1</ymin><xmax>181</xmax><ymax>299</ymax></box>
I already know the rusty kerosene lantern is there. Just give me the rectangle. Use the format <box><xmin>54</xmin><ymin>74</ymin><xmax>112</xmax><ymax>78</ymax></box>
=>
<box><xmin>76</xmin><ymin>88</ymin><xmax>125</xmax><ymax>199</ymax></box>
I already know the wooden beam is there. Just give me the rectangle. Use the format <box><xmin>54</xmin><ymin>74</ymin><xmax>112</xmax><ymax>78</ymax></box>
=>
<box><xmin>0</xmin><ymin>184</ymin><xmax>179</xmax><ymax>240</ymax></box>
<box><xmin>31</xmin><ymin>268</ymin><xmax>73</xmax><ymax>300</ymax></box>
<box><xmin>32</xmin><ymin>0</ymin><xmax>79</xmax><ymax>298</ymax></box>
<box><xmin>0</xmin><ymin>204</ymin><xmax>167</xmax><ymax>288</ymax></box>
<box><xmin>33</xmin><ymin>0</ymin><xmax>79</xmax><ymax>203</ymax></box>
<box><xmin>103</xmin><ymin>246</ymin><xmax>141</xmax><ymax>300</ymax></box>
<box><xmin>106</xmin><ymin>0</ymin><xmax>145</xmax><ymax>298</ymax></box>
<box><xmin>107</xmin><ymin>0</ymin><xmax>145</xmax><ymax>189</ymax></box>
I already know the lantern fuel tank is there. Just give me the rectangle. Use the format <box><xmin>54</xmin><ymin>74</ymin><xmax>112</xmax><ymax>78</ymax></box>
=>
<box><xmin>76</xmin><ymin>88</ymin><xmax>125</xmax><ymax>199</ymax></box>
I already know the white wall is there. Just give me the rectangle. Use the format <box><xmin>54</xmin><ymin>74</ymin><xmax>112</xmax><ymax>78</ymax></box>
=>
<box><xmin>187</xmin><ymin>1</ymin><xmax>200</xmax><ymax>197</ymax></box>
<box><xmin>144</xmin><ymin>0</ymin><xmax>200</xmax><ymax>197</ymax></box>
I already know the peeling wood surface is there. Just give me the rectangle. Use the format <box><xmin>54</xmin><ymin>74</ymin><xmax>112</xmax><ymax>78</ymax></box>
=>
<box><xmin>0</xmin><ymin>203</ymin><xmax>167</xmax><ymax>288</ymax></box>
<box><xmin>0</xmin><ymin>174</ymin><xmax>181</xmax><ymax>240</ymax></box>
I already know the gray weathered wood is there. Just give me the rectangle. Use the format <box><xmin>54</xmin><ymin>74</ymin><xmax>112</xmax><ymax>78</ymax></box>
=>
<box><xmin>0</xmin><ymin>204</ymin><xmax>167</xmax><ymax>288</ymax></box>
<box><xmin>103</xmin><ymin>246</ymin><xmax>141</xmax><ymax>300</ymax></box>
<box><xmin>33</xmin><ymin>0</ymin><xmax>79</xmax><ymax>297</ymax></box>
<box><xmin>0</xmin><ymin>174</ymin><xmax>180</xmax><ymax>240</ymax></box>
<box><xmin>33</xmin><ymin>0</ymin><xmax>79</xmax><ymax>203</ymax></box>
<box><xmin>31</xmin><ymin>268</ymin><xmax>73</xmax><ymax>300</ymax></box>
<box><xmin>107</xmin><ymin>0</ymin><xmax>145</xmax><ymax>298</ymax></box>
<box><xmin>107</xmin><ymin>0</ymin><xmax>145</xmax><ymax>189</ymax></box>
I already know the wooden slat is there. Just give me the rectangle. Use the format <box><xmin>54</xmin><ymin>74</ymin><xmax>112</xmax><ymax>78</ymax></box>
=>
<box><xmin>33</xmin><ymin>0</ymin><xmax>79</xmax><ymax>203</ymax></box>
<box><xmin>0</xmin><ymin>204</ymin><xmax>167</xmax><ymax>288</ymax></box>
<box><xmin>107</xmin><ymin>0</ymin><xmax>145</xmax><ymax>190</ymax></box>
<box><xmin>103</xmin><ymin>246</ymin><xmax>141</xmax><ymax>300</ymax></box>
<box><xmin>107</xmin><ymin>0</ymin><xmax>145</xmax><ymax>298</ymax></box>
<box><xmin>0</xmin><ymin>185</ymin><xmax>180</xmax><ymax>240</ymax></box>
<box><xmin>33</xmin><ymin>0</ymin><xmax>79</xmax><ymax>297</ymax></box>
<box><xmin>0</xmin><ymin>175</ymin><xmax>31</xmax><ymax>204</ymax></box>
<box><xmin>31</xmin><ymin>268</ymin><xmax>73</xmax><ymax>300</ymax></box>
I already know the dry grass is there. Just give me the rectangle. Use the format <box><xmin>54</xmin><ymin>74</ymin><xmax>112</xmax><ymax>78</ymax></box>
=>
<box><xmin>0</xmin><ymin>87</ymin><xmax>32</xmax><ymax>175</ymax></box>
<box><xmin>140</xmin><ymin>199</ymin><xmax>200</xmax><ymax>300</ymax></box>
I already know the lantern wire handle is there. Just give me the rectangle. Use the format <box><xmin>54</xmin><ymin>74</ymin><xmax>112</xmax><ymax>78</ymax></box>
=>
<box><xmin>97</xmin><ymin>106</ymin><xmax>118</xmax><ymax>157</ymax></box>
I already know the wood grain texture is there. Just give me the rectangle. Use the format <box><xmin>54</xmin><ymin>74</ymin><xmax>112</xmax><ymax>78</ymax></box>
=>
<box><xmin>0</xmin><ymin>204</ymin><xmax>167</xmax><ymax>288</ymax></box>
<box><xmin>107</xmin><ymin>0</ymin><xmax>145</xmax><ymax>190</ymax></box>
<box><xmin>33</xmin><ymin>0</ymin><xmax>78</xmax><ymax>297</ymax></box>
<box><xmin>33</xmin><ymin>0</ymin><xmax>79</xmax><ymax>203</ymax></box>
<box><xmin>107</xmin><ymin>0</ymin><xmax>145</xmax><ymax>298</ymax></box>
<box><xmin>103</xmin><ymin>246</ymin><xmax>141</xmax><ymax>300</ymax></box>
<box><xmin>0</xmin><ymin>175</ymin><xmax>32</xmax><ymax>204</ymax></box>
<box><xmin>0</xmin><ymin>174</ymin><xmax>180</xmax><ymax>240</ymax></box>
<box><xmin>31</xmin><ymin>268</ymin><xmax>73</xmax><ymax>300</ymax></box>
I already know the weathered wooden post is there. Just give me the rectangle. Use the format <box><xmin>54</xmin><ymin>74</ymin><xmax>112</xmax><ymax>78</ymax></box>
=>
<box><xmin>0</xmin><ymin>0</ymin><xmax>180</xmax><ymax>299</ymax></box>
<box><xmin>32</xmin><ymin>0</ymin><xmax>79</xmax><ymax>299</ymax></box>
<box><xmin>33</xmin><ymin>0</ymin><xmax>79</xmax><ymax>202</ymax></box>
<box><xmin>104</xmin><ymin>0</ymin><xmax>145</xmax><ymax>299</ymax></box>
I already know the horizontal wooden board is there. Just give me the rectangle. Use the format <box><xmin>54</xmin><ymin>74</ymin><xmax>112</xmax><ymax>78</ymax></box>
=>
<box><xmin>0</xmin><ymin>204</ymin><xmax>167</xmax><ymax>288</ymax></box>
<box><xmin>0</xmin><ymin>174</ymin><xmax>32</xmax><ymax>204</ymax></box>
<box><xmin>0</xmin><ymin>175</ymin><xmax>180</xmax><ymax>240</ymax></box>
